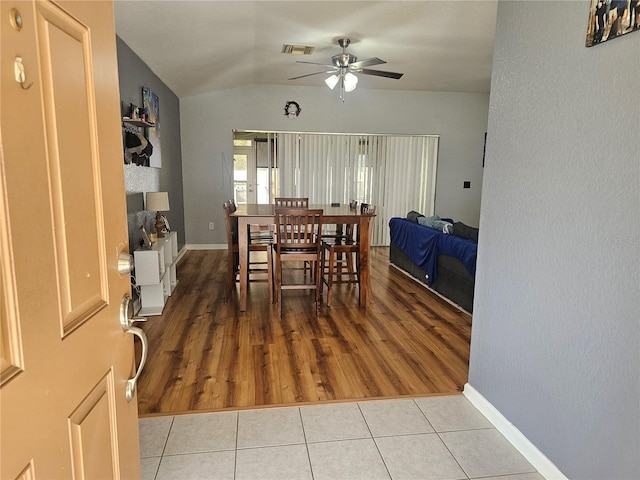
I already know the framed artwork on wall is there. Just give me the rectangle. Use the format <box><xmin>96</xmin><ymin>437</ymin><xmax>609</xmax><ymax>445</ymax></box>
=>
<box><xmin>482</xmin><ymin>132</ymin><xmax>487</xmax><ymax>168</ymax></box>
<box><xmin>586</xmin><ymin>0</ymin><xmax>639</xmax><ymax>46</ymax></box>
<box><xmin>142</xmin><ymin>86</ymin><xmax>161</xmax><ymax>167</ymax></box>
<box><xmin>122</xmin><ymin>101</ymin><xmax>154</xmax><ymax>166</ymax></box>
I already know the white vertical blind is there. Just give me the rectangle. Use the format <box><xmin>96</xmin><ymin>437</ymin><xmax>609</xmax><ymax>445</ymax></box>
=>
<box><xmin>375</xmin><ymin>135</ymin><xmax>439</xmax><ymax>245</ymax></box>
<box><xmin>266</xmin><ymin>132</ymin><xmax>438</xmax><ymax>245</ymax></box>
<box><xmin>275</xmin><ymin>133</ymin><xmax>299</xmax><ymax>197</ymax></box>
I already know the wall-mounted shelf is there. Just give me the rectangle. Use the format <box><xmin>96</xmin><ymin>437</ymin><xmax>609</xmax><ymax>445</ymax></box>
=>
<box><xmin>122</xmin><ymin>117</ymin><xmax>155</xmax><ymax>128</ymax></box>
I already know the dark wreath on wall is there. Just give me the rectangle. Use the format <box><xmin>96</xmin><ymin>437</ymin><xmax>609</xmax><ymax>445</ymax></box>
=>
<box><xmin>586</xmin><ymin>0</ymin><xmax>639</xmax><ymax>46</ymax></box>
<box><xmin>284</xmin><ymin>101</ymin><xmax>301</xmax><ymax>119</ymax></box>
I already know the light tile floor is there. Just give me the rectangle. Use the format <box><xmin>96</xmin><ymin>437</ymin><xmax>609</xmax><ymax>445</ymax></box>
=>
<box><xmin>139</xmin><ymin>395</ymin><xmax>544</xmax><ymax>480</ymax></box>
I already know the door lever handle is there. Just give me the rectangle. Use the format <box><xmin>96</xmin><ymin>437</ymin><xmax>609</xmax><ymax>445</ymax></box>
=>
<box><xmin>125</xmin><ymin>326</ymin><xmax>148</xmax><ymax>402</ymax></box>
<box><xmin>119</xmin><ymin>294</ymin><xmax>148</xmax><ymax>401</ymax></box>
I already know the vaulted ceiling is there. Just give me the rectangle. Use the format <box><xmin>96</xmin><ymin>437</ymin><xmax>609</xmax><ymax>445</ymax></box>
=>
<box><xmin>114</xmin><ymin>1</ymin><xmax>497</xmax><ymax>99</ymax></box>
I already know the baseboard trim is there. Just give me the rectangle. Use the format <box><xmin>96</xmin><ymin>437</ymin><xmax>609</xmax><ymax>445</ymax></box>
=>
<box><xmin>463</xmin><ymin>384</ymin><xmax>567</xmax><ymax>480</ymax></box>
<box><xmin>176</xmin><ymin>245</ymin><xmax>188</xmax><ymax>263</ymax></box>
<box><xmin>185</xmin><ymin>243</ymin><xmax>227</xmax><ymax>250</ymax></box>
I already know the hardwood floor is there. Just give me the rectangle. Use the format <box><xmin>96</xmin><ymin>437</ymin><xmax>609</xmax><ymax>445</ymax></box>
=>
<box><xmin>136</xmin><ymin>247</ymin><xmax>472</xmax><ymax>417</ymax></box>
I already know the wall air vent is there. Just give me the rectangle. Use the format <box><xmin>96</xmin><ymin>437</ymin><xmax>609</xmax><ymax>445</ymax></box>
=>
<box><xmin>281</xmin><ymin>44</ymin><xmax>315</xmax><ymax>55</ymax></box>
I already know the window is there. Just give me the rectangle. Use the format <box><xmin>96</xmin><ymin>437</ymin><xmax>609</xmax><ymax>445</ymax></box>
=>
<box><xmin>233</xmin><ymin>153</ymin><xmax>247</xmax><ymax>204</ymax></box>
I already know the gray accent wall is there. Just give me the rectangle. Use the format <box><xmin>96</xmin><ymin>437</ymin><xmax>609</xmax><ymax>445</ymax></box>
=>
<box><xmin>180</xmin><ymin>85</ymin><xmax>489</xmax><ymax>245</ymax></box>
<box><xmin>117</xmin><ymin>36</ymin><xmax>185</xmax><ymax>251</ymax></box>
<box><xmin>469</xmin><ymin>2</ymin><xmax>640</xmax><ymax>478</ymax></box>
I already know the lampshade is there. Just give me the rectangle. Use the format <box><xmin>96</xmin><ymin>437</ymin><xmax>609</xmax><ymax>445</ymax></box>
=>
<box><xmin>344</xmin><ymin>72</ymin><xmax>358</xmax><ymax>92</ymax></box>
<box><xmin>146</xmin><ymin>191</ymin><xmax>170</xmax><ymax>212</ymax></box>
<box><xmin>324</xmin><ymin>74</ymin><xmax>340</xmax><ymax>90</ymax></box>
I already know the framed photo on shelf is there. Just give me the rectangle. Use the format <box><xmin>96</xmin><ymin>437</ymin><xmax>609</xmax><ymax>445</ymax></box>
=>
<box><xmin>140</xmin><ymin>225</ymin><xmax>152</xmax><ymax>249</ymax></box>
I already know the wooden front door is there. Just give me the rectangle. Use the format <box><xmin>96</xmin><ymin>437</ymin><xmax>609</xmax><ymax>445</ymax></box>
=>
<box><xmin>1</xmin><ymin>1</ymin><xmax>141</xmax><ymax>477</ymax></box>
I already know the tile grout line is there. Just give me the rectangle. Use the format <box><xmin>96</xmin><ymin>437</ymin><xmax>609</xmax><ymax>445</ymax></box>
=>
<box><xmin>233</xmin><ymin>411</ymin><xmax>240</xmax><ymax>480</ymax></box>
<box><xmin>297</xmin><ymin>406</ymin><xmax>316</xmax><ymax>480</ymax></box>
<box><xmin>434</xmin><ymin>429</ymin><xmax>472</xmax><ymax>480</ymax></box>
<box><xmin>411</xmin><ymin>398</ymin><xmax>472</xmax><ymax>479</ymax></box>
<box><xmin>357</xmin><ymin>401</ymin><xmax>393</xmax><ymax>480</ymax></box>
<box><xmin>154</xmin><ymin>416</ymin><xmax>176</xmax><ymax>480</ymax></box>
<box><xmin>160</xmin><ymin>416</ymin><xmax>175</xmax><ymax>456</ymax></box>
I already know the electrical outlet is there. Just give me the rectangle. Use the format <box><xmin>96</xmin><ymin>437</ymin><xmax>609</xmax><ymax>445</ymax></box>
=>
<box><xmin>208</xmin><ymin>222</ymin><xmax>215</xmax><ymax>230</ymax></box>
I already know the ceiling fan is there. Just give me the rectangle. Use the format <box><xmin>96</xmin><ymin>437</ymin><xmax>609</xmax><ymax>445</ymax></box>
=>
<box><xmin>289</xmin><ymin>38</ymin><xmax>403</xmax><ymax>100</ymax></box>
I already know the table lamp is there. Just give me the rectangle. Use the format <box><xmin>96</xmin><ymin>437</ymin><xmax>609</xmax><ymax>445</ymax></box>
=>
<box><xmin>145</xmin><ymin>191</ymin><xmax>170</xmax><ymax>238</ymax></box>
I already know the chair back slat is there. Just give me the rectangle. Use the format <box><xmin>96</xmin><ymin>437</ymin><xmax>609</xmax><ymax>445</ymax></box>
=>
<box><xmin>275</xmin><ymin>197</ymin><xmax>309</xmax><ymax>208</ymax></box>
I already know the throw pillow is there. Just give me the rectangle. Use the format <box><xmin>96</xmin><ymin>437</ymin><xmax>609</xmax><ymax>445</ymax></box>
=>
<box><xmin>406</xmin><ymin>211</ymin><xmax>424</xmax><ymax>223</ymax></box>
<box><xmin>418</xmin><ymin>215</ymin><xmax>453</xmax><ymax>233</ymax></box>
<box><xmin>452</xmin><ymin>222</ymin><xmax>479</xmax><ymax>242</ymax></box>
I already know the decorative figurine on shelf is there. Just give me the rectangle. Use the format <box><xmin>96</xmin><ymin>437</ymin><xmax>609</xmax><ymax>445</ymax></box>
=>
<box><xmin>158</xmin><ymin>215</ymin><xmax>170</xmax><ymax>234</ymax></box>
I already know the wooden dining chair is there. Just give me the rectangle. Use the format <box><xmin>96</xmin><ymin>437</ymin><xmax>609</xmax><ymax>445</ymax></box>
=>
<box><xmin>274</xmin><ymin>197</ymin><xmax>312</xmax><ymax>274</ymax></box>
<box><xmin>273</xmin><ymin>208</ymin><xmax>323</xmax><ymax>319</ymax></box>
<box><xmin>274</xmin><ymin>197</ymin><xmax>309</xmax><ymax>208</ymax></box>
<box><xmin>223</xmin><ymin>200</ymin><xmax>274</xmax><ymax>304</ymax></box>
<box><xmin>321</xmin><ymin>204</ymin><xmax>376</xmax><ymax>306</ymax></box>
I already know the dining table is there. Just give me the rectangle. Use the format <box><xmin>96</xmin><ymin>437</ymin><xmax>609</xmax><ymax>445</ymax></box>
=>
<box><xmin>231</xmin><ymin>203</ymin><xmax>376</xmax><ymax>312</ymax></box>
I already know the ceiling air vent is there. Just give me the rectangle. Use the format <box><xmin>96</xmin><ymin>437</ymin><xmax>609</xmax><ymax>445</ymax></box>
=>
<box><xmin>281</xmin><ymin>44</ymin><xmax>315</xmax><ymax>55</ymax></box>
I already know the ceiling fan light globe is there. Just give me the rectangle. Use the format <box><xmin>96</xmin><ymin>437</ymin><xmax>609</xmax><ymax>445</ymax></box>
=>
<box><xmin>344</xmin><ymin>72</ymin><xmax>358</xmax><ymax>92</ymax></box>
<box><xmin>325</xmin><ymin>74</ymin><xmax>340</xmax><ymax>90</ymax></box>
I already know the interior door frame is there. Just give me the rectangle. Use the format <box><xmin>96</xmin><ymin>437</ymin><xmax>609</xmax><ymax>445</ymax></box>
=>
<box><xmin>234</xmin><ymin>145</ymin><xmax>256</xmax><ymax>204</ymax></box>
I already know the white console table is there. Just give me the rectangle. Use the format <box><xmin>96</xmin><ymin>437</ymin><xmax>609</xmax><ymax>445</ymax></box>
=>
<box><xmin>133</xmin><ymin>231</ymin><xmax>178</xmax><ymax>316</ymax></box>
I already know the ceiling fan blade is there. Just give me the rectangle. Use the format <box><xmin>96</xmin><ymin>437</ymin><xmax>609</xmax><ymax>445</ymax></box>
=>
<box><xmin>349</xmin><ymin>57</ymin><xmax>386</xmax><ymax>69</ymax></box>
<box><xmin>295</xmin><ymin>60</ymin><xmax>335</xmax><ymax>68</ymax></box>
<box><xmin>360</xmin><ymin>68</ymin><xmax>404</xmax><ymax>79</ymax></box>
<box><xmin>288</xmin><ymin>70</ymin><xmax>337</xmax><ymax>80</ymax></box>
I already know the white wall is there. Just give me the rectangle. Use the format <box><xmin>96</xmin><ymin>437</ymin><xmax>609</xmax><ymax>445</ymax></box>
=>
<box><xmin>470</xmin><ymin>1</ymin><xmax>640</xmax><ymax>478</ymax></box>
<box><xmin>180</xmin><ymin>84</ymin><xmax>489</xmax><ymax>245</ymax></box>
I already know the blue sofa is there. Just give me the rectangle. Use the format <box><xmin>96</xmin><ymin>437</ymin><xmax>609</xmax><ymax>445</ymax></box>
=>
<box><xmin>389</xmin><ymin>217</ymin><xmax>477</xmax><ymax>313</ymax></box>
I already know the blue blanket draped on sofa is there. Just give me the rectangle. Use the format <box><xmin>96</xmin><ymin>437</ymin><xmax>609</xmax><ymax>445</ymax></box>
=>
<box><xmin>389</xmin><ymin>217</ymin><xmax>477</xmax><ymax>286</ymax></box>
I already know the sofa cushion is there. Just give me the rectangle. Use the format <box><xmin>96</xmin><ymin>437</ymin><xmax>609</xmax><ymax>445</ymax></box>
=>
<box><xmin>452</xmin><ymin>222</ymin><xmax>479</xmax><ymax>242</ymax></box>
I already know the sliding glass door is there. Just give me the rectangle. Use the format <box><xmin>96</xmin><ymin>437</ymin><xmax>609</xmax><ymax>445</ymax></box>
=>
<box><xmin>233</xmin><ymin>130</ymin><xmax>439</xmax><ymax>245</ymax></box>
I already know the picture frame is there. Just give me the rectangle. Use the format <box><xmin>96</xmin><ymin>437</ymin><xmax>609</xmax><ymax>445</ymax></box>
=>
<box><xmin>586</xmin><ymin>0</ymin><xmax>639</xmax><ymax>46</ymax></box>
<box><xmin>482</xmin><ymin>132</ymin><xmax>487</xmax><ymax>168</ymax></box>
<box><xmin>140</xmin><ymin>225</ymin><xmax>152</xmax><ymax>249</ymax></box>
<box><xmin>142</xmin><ymin>86</ymin><xmax>161</xmax><ymax>167</ymax></box>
